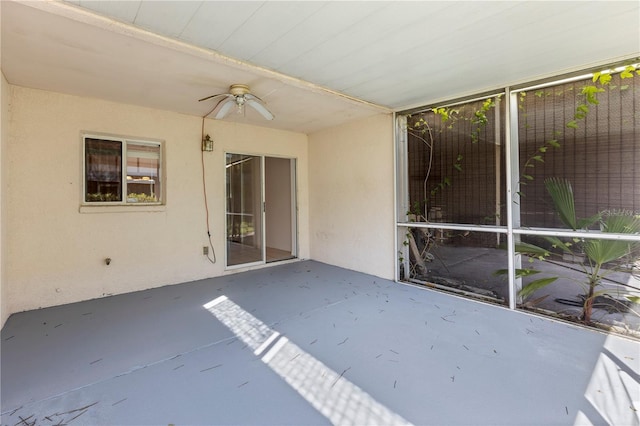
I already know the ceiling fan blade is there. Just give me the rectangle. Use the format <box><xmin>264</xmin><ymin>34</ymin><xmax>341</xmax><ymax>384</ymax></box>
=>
<box><xmin>246</xmin><ymin>99</ymin><xmax>274</xmax><ymax>120</ymax></box>
<box><xmin>213</xmin><ymin>98</ymin><xmax>236</xmax><ymax>119</ymax></box>
<box><xmin>244</xmin><ymin>93</ymin><xmax>266</xmax><ymax>103</ymax></box>
<box><xmin>198</xmin><ymin>93</ymin><xmax>232</xmax><ymax>102</ymax></box>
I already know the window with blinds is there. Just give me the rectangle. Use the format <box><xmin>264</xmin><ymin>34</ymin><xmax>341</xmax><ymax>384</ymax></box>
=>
<box><xmin>84</xmin><ymin>135</ymin><xmax>162</xmax><ymax>205</ymax></box>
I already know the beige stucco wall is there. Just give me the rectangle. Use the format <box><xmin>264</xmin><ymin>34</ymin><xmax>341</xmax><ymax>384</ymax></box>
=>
<box><xmin>1</xmin><ymin>72</ymin><xmax>8</xmax><ymax>327</ymax></box>
<box><xmin>6</xmin><ymin>86</ymin><xmax>308</xmax><ymax>315</ymax></box>
<box><xmin>308</xmin><ymin>113</ymin><xmax>395</xmax><ymax>279</ymax></box>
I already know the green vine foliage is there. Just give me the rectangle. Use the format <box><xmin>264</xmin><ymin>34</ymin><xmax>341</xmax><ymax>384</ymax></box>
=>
<box><xmin>517</xmin><ymin>63</ymin><xmax>639</xmax><ymax>199</ymax></box>
<box><xmin>471</xmin><ymin>97</ymin><xmax>496</xmax><ymax>143</ymax></box>
<box><xmin>409</xmin><ymin>95</ymin><xmax>500</xmax><ymax>205</ymax></box>
<box><xmin>431</xmin><ymin>96</ymin><xmax>498</xmax><ymax>144</ymax></box>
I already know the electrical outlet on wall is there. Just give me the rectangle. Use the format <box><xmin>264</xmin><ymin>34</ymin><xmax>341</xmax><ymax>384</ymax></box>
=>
<box><xmin>203</xmin><ymin>246</ymin><xmax>209</xmax><ymax>255</ymax></box>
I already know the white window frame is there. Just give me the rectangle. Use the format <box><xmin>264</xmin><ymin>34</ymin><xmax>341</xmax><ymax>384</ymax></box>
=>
<box><xmin>81</xmin><ymin>133</ymin><xmax>164</xmax><ymax>209</ymax></box>
<box><xmin>394</xmin><ymin>61</ymin><xmax>640</xmax><ymax>312</ymax></box>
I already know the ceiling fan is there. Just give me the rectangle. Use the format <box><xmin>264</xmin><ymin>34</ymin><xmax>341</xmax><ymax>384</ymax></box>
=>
<box><xmin>199</xmin><ymin>84</ymin><xmax>274</xmax><ymax>121</ymax></box>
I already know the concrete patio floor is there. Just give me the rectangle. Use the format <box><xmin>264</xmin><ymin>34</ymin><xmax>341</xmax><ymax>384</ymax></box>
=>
<box><xmin>1</xmin><ymin>260</ymin><xmax>639</xmax><ymax>425</ymax></box>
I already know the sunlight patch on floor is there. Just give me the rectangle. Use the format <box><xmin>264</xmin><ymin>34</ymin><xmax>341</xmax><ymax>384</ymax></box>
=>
<box><xmin>204</xmin><ymin>295</ymin><xmax>411</xmax><ymax>426</ymax></box>
<box><xmin>576</xmin><ymin>336</ymin><xmax>640</xmax><ymax>425</ymax></box>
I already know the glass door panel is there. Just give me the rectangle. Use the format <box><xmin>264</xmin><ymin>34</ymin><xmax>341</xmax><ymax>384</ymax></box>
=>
<box><xmin>265</xmin><ymin>157</ymin><xmax>297</xmax><ymax>263</ymax></box>
<box><xmin>226</xmin><ymin>154</ymin><xmax>263</xmax><ymax>266</ymax></box>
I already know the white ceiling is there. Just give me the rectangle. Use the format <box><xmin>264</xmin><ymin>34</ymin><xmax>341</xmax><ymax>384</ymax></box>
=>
<box><xmin>2</xmin><ymin>1</ymin><xmax>639</xmax><ymax>134</ymax></box>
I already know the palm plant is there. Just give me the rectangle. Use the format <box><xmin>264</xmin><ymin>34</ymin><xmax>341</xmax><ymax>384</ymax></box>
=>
<box><xmin>514</xmin><ymin>178</ymin><xmax>640</xmax><ymax>323</ymax></box>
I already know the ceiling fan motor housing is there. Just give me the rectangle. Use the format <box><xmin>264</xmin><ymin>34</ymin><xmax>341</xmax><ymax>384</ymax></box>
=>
<box><xmin>229</xmin><ymin>84</ymin><xmax>250</xmax><ymax>96</ymax></box>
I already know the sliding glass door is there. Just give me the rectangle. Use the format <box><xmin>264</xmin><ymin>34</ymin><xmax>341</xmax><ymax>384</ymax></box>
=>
<box><xmin>226</xmin><ymin>154</ymin><xmax>263</xmax><ymax>266</ymax></box>
<box><xmin>226</xmin><ymin>153</ymin><xmax>297</xmax><ymax>268</ymax></box>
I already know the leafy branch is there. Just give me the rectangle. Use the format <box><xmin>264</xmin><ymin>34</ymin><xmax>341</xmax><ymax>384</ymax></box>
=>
<box><xmin>410</xmin><ymin>96</ymin><xmax>500</xmax><ymax>206</ymax></box>
<box><xmin>517</xmin><ymin>63</ymin><xmax>639</xmax><ymax>198</ymax></box>
<box><xmin>517</xmin><ymin>135</ymin><xmax>561</xmax><ymax>199</ymax></box>
<box><xmin>470</xmin><ymin>97</ymin><xmax>497</xmax><ymax>143</ymax></box>
<box><xmin>509</xmin><ymin>179</ymin><xmax>640</xmax><ymax>324</ymax></box>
